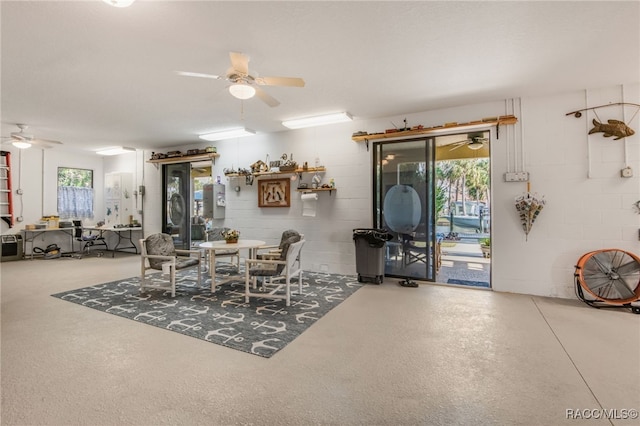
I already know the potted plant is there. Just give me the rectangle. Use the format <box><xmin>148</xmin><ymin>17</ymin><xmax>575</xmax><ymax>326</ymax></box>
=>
<box><xmin>480</xmin><ymin>237</ymin><xmax>490</xmax><ymax>258</ymax></box>
<box><xmin>222</xmin><ymin>229</ymin><xmax>240</xmax><ymax>244</ymax></box>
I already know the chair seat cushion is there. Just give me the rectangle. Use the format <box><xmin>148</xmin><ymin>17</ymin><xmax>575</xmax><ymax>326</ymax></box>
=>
<box><xmin>175</xmin><ymin>257</ymin><xmax>199</xmax><ymax>269</ymax></box>
<box><xmin>249</xmin><ymin>266</ymin><xmax>279</xmax><ymax>276</ymax></box>
<box><xmin>214</xmin><ymin>249</ymin><xmax>239</xmax><ymax>256</ymax></box>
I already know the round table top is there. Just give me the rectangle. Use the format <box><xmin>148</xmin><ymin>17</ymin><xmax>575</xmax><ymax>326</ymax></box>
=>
<box><xmin>199</xmin><ymin>239</ymin><xmax>266</xmax><ymax>250</ymax></box>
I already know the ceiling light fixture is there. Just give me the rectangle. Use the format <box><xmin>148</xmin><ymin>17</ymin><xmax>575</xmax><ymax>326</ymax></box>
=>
<box><xmin>96</xmin><ymin>147</ymin><xmax>136</xmax><ymax>156</ymax></box>
<box><xmin>282</xmin><ymin>112</ymin><xmax>352</xmax><ymax>129</ymax></box>
<box><xmin>102</xmin><ymin>0</ymin><xmax>136</xmax><ymax>7</ymax></box>
<box><xmin>12</xmin><ymin>141</ymin><xmax>31</xmax><ymax>149</ymax></box>
<box><xmin>468</xmin><ymin>140</ymin><xmax>484</xmax><ymax>150</ymax></box>
<box><xmin>228</xmin><ymin>83</ymin><xmax>256</xmax><ymax>100</ymax></box>
<box><xmin>199</xmin><ymin>128</ymin><xmax>256</xmax><ymax>141</ymax></box>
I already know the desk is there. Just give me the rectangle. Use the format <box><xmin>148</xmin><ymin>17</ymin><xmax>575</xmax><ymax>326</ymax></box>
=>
<box><xmin>21</xmin><ymin>228</ymin><xmax>75</xmax><ymax>259</ymax></box>
<box><xmin>86</xmin><ymin>226</ymin><xmax>142</xmax><ymax>257</ymax></box>
<box><xmin>199</xmin><ymin>239</ymin><xmax>265</xmax><ymax>292</ymax></box>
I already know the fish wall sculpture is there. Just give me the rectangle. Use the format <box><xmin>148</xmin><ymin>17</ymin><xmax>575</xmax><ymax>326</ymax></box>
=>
<box><xmin>588</xmin><ymin>119</ymin><xmax>635</xmax><ymax>140</ymax></box>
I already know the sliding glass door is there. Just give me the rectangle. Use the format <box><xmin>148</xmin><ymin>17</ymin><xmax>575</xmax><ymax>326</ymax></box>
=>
<box><xmin>373</xmin><ymin>138</ymin><xmax>437</xmax><ymax>281</ymax></box>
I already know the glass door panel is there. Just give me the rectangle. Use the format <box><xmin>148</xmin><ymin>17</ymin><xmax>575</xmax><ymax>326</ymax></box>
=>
<box><xmin>374</xmin><ymin>139</ymin><xmax>436</xmax><ymax>281</ymax></box>
<box><xmin>162</xmin><ymin>163</ymin><xmax>190</xmax><ymax>250</ymax></box>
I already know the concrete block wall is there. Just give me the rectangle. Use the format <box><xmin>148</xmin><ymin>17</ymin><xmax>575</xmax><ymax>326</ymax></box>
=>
<box><xmin>3</xmin><ymin>83</ymin><xmax>638</xmax><ymax>299</ymax></box>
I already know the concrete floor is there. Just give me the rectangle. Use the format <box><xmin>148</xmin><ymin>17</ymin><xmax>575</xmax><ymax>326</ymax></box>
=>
<box><xmin>1</xmin><ymin>254</ymin><xmax>639</xmax><ymax>425</ymax></box>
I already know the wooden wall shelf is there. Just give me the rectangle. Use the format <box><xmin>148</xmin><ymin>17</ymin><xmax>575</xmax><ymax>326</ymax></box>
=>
<box><xmin>297</xmin><ymin>187</ymin><xmax>336</xmax><ymax>195</ymax></box>
<box><xmin>225</xmin><ymin>166</ymin><xmax>326</xmax><ymax>178</ymax></box>
<box><xmin>147</xmin><ymin>152</ymin><xmax>220</xmax><ymax>165</ymax></box>
<box><xmin>352</xmin><ymin>115</ymin><xmax>518</xmax><ymax>143</ymax></box>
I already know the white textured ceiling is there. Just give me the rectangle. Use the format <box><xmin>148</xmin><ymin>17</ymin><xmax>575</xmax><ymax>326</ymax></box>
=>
<box><xmin>1</xmin><ymin>1</ymin><xmax>638</xmax><ymax>153</ymax></box>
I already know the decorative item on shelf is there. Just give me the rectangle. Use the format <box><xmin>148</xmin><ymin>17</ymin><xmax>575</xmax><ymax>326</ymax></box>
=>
<box><xmin>186</xmin><ymin>149</ymin><xmax>199</xmax><ymax>156</ymax></box>
<box><xmin>205</xmin><ymin>146</ymin><xmax>217</xmax><ymax>153</ymax></box>
<box><xmin>150</xmin><ymin>152</ymin><xmax>167</xmax><ymax>160</ymax></box>
<box><xmin>329</xmin><ymin>178</ymin><xmax>335</xmax><ymax>188</ymax></box>
<box><xmin>222</xmin><ymin>229</ymin><xmax>240</xmax><ymax>244</ymax></box>
<box><xmin>223</xmin><ymin>166</ymin><xmax>237</xmax><ymax>176</ymax></box>
<box><xmin>279</xmin><ymin>153</ymin><xmax>297</xmax><ymax>172</ymax></box>
<box><xmin>250</xmin><ymin>160</ymin><xmax>269</xmax><ymax>173</ymax></box>
<box><xmin>311</xmin><ymin>172</ymin><xmax>322</xmax><ymax>189</ymax></box>
<box><xmin>166</xmin><ymin>151</ymin><xmax>183</xmax><ymax>158</ymax></box>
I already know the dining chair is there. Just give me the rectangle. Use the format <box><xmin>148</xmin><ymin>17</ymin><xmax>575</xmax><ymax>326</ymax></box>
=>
<box><xmin>257</xmin><ymin>229</ymin><xmax>302</xmax><ymax>262</ymax></box>
<box><xmin>204</xmin><ymin>227</ymin><xmax>240</xmax><ymax>270</ymax></box>
<box><xmin>245</xmin><ymin>238</ymin><xmax>305</xmax><ymax>306</ymax></box>
<box><xmin>139</xmin><ymin>233</ymin><xmax>202</xmax><ymax>297</ymax></box>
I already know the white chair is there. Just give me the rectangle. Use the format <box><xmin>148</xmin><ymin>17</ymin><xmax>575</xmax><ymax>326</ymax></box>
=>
<box><xmin>245</xmin><ymin>239</ymin><xmax>305</xmax><ymax>306</ymax></box>
<box><xmin>140</xmin><ymin>233</ymin><xmax>202</xmax><ymax>297</ymax></box>
<box><xmin>256</xmin><ymin>229</ymin><xmax>302</xmax><ymax>262</ymax></box>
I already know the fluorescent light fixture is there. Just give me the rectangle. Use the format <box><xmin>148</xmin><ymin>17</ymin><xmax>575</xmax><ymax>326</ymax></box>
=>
<box><xmin>12</xmin><ymin>141</ymin><xmax>31</xmax><ymax>149</ymax></box>
<box><xmin>102</xmin><ymin>0</ymin><xmax>136</xmax><ymax>7</ymax></box>
<box><xmin>96</xmin><ymin>147</ymin><xmax>135</xmax><ymax>156</ymax></box>
<box><xmin>199</xmin><ymin>128</ymin><xmax>256</xmax><ymax>141</ymax></box>
<box><xmin>282</xmin><ymin>112</ymin><xmax>352</xmax><ymax>129</ymax></box>
<box><xmin>228</xmin><ymin>83</ymin><xmax>256</xmax><ymax>100</ymax></box>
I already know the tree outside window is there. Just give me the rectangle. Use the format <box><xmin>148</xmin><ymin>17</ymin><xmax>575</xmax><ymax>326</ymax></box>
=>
<box><xmin>57</xmin><ymin>167</ymin><xmax>94</xmax><ymax>219</ymax></box>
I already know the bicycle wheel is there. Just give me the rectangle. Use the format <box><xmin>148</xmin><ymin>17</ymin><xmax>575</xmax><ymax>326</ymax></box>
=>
<box><xmin>575</xmin><ymin>249</ymin><xmax>640</xmax><ymax>305</ymax></box>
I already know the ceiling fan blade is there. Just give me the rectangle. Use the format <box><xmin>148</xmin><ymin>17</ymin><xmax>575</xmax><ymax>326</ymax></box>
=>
<box><xmin>255</xmin><ymin>76</ymin><xmax>305</xmax><ymax>87</ymax></box>
<box><xmin>33</xmin><ymin>138</ymin><xmax>62</xmax><ymax>145</ymax></box>
<box><xmin>448</xmin><ymin>139</ymin><xmax>471</xmax><ymax>151</ymax></box>
<box><xmin>229</xmin><ymin>52</ymin><xmax>249</xmax><ymax>75</ymax></box>
<box><xmin>176</xmin><ymin>71</ymin><xmax>222</xmax><ymax>80</ymax></box>
<box><xmin>254</xmin><ymin>86</ymin><xmax>280</xmax><ymax>107</ymax></box>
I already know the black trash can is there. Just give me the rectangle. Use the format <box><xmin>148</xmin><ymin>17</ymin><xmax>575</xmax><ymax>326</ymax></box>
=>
<box><xmin>353</xmin><ymin>228</ymin><xmax>392</xmax><ymax>284</ymax></box>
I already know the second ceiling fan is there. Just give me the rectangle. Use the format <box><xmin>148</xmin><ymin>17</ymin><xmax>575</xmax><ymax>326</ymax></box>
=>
<box><xmin>178</xmin><ymin>52</ymin><xmax>305</xmax><ymax>107</ymax></box>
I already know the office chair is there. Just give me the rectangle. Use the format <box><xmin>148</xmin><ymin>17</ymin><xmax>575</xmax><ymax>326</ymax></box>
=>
<box><xmin>73</xmin><ymin>220</ymin><xmax>109</xmax><ymax>257</ymax></box>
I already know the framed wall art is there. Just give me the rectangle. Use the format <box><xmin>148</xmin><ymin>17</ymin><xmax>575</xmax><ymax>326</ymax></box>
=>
<box><xmin>258</xmin><ymin>178</ymin><xmax>290</xmax><ymax>207</ymax></box>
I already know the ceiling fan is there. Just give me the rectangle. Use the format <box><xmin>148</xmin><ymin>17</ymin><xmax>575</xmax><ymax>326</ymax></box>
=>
<box><xmin>1</xmin><ymin>124</ymin><xmax>63</xmax><ymax>149</ymax></box>
<box><xmin>177</xmin><ymin>51</ymin><xmax>305</xmax><ymax>107</ymax></box>
<box><xmin>449</xmin><ymin>136</ymin><xmax>489</xmax><ymax>151</ymax></box>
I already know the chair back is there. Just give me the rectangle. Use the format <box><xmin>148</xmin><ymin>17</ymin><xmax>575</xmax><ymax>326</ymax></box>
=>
<box><xmin>271</xmin><ymin>237</ymin><xmax>303</xmax><ymax>274</ymax></box>
<box><xmin>144</xmin><ymin>233</ymin><xmax>176</xmax><ymax>269</ymax></box>
<box><xmin>206</xmin><ymin>227</ymin><xmax>230</xmax><ymax>242</ymax></box>
<box><xmin>73</xmin><ymin>220</ymin><xmax>83</xmax><ymax>239</ymax></box>
<box><xmin>278</xmin><ymin>229</ymin><xmax>301</xmax><ymax>249</ymax></box>
<box><xmin>282</xmin><ymin>239</ymin><xmax>305</xmax><ymax>273</ymax></box>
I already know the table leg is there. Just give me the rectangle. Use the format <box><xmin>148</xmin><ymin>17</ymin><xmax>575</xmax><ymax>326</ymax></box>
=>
<box><xmin>209</xmin><ymin>249</ymin><xmax>217</xmax><ymax>292</ymax></box>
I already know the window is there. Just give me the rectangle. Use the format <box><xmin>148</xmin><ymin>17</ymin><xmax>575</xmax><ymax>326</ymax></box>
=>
<box><xmin>57</xmin><ymin>167</ymin><xmax>94</xmax><ymax>219</ymax></box>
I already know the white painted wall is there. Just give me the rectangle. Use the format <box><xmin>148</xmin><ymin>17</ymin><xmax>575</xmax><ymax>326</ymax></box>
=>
<box><xmin>3</xmin><ymin>84</ymin><xmax>639</xmax><ymax>299</ymax></box>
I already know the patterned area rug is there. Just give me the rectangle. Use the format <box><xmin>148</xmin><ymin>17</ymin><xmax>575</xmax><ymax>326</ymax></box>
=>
<box><xmin>52</xmin><ymin>265</ymin><xmax>362</xmax><ymax>358</ymax></box>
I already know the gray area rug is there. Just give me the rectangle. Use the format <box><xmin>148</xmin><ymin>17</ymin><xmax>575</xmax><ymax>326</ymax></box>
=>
<box><xmin>52</xmin><ymin>265</ymin><xmax>362</xmax><ymax>358</ymax></box>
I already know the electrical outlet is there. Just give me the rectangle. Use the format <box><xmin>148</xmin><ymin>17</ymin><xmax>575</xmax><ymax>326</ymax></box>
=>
<box><xmin>504</xmin><ymin>172</ymin><xmax>529</xmax><ymax>182</ymax></box>
<box><xmin>621</xmin><ymin>167</ymin><xmax>633</xmax><ymax>178</ymax></box>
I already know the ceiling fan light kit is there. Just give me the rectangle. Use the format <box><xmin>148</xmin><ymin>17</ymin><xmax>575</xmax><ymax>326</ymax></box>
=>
<box><xmin>96</xmin><ymin>147</ymin><xmax>136</xmax><ymax>156</ymax></box>
<box><xmin>12</xmin><ymin>141</ymin><xmax>31</xmax><ymax>149</ymax></box>
<box><xmin>199</xmin><ymin>128</ymin><xmax>256</xmax><ymax>141</ymax></box>
<box><xmin>467</xmin><ymin>141</ymin><xmax>484</xmax><ymax>150</ymax></box>
<box><xmin>228</xmin><ymin>83</ymin><xmax>256</xmax><ymax>100</ymax></box>
<box><xmin>282</xmin><ymin>112</ymin><xmax>353</xmax><ymax>129</ymax></box>
<box><xmin>102</xmin><ymin>0</ymin><xmax>135</xmax><ymax>7</ymax></box>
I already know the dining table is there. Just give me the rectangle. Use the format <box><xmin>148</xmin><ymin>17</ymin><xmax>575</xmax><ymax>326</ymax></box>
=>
<box><xmin>199</xmin><ymin>239</ymin><xmax>266</xmax><ymax>292</ymax></box>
